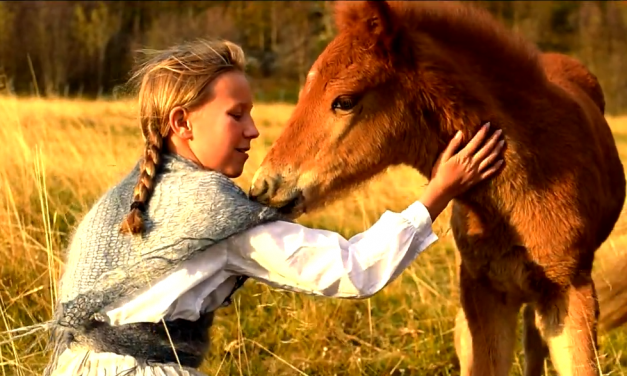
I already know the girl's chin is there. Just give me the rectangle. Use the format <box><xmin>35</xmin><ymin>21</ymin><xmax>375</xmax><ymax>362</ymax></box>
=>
<box><xmin>222</xmin><ymin>163</ymin><xmax>246</xmax><ymax>179</ymax></box>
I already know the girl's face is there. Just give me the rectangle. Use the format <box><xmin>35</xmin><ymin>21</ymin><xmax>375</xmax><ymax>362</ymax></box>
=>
<box><xmin>168</xmin><ymin>70</ymin><xmax>259</xmax><ymax>178</ymax></box>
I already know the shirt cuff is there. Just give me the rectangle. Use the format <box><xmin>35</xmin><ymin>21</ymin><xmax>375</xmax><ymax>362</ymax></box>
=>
<box><xmin>400</xmin><ymin>200</ymin><xmax>434</xmax><ymax>228</ymax></box>
<box><xmin>400</xmin><ymin>200</ymin><xmax>439</xmax><ymax>249</ymax></box>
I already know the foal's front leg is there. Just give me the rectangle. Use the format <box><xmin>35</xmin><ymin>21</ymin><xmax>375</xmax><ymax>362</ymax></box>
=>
<box><xmin>535</xmin><ymin>273</ymin><xmax>601</xmax><ymax>376</ymax></box>
<box><xmin>455</xmin><ymin>267</ymin><xmax>521</xmax><ymax>376</ymax></box>
<box><xmin>522</xmin><ymin>304</ymin><xmax>549</xmax><ymax>376</ymax></box>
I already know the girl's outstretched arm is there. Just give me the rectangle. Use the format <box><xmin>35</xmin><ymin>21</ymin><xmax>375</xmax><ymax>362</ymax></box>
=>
<box><xmin>105</xmin><ymin>122</ymin><xmax>504</xmax><ymax>323</ymax></box>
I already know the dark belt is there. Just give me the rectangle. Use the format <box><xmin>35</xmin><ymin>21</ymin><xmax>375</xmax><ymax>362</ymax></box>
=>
<box><xmin>70</xmin><ymin>275</ymin><xmax>248</xmax><ymax>368</ymax></box>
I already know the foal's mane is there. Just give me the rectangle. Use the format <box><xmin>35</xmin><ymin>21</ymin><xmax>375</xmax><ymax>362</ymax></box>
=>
<box><xmin>336</xmin><ymin>1</ymin><xmax>547</xmax><ymax>86</ymax></box>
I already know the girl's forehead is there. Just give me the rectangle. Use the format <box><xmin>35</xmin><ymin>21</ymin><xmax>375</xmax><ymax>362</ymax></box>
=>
<box><xmin>213</xmin><ymin>72</ymin><xmax>252</xmax><ymax>99</ymax></box>
<box><xmin>194</xmin><ymin>72</ymin><xmax>252</xmax><ymax>111</ymax></box>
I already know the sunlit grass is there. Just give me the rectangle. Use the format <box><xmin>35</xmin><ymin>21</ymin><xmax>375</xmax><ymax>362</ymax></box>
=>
<box><xmin>1</xmin><ymin>95</ymin><xmax>627</xmax><ymax>375</ymax></box>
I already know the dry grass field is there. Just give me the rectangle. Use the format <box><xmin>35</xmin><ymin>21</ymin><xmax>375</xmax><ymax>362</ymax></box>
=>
<box><xmin>2</xmin><ymin>96</ymin><xmax>627</xmax><ymax>375</ymax></box>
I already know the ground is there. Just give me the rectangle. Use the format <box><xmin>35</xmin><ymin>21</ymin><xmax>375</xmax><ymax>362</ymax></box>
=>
<box><xmin>1</xmin><ymin>96</ymin><xmax>627</xmax><ymax>375</ymax></box>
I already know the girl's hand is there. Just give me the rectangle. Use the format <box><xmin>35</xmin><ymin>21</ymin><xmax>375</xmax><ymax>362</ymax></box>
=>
<box><xmin>420</xmin><ymin>122</ymin><xmax>505</xmax><ymax>221</ymax></box>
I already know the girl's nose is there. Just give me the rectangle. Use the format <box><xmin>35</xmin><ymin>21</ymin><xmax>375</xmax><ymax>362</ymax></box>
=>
<box><xmin>245</xmin><ymin>121</ymin><xmax>260</xmax><ymax>139</ymax></box>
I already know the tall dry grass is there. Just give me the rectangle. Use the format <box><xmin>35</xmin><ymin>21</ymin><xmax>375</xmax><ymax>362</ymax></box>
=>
<box><xmin>1</xmin><ymin>95</ymin><xmax>627</xmax><ymax>375</ymax></box>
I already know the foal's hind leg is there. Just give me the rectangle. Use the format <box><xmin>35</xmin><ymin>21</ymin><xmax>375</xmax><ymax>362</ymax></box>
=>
<box><xmin>535</xmin><ymin>274</ymin><xmax>600</xmax><ymax>376</ymax></box>
<box><xmin>454</xmin><ymin>268</ymin><xmax>521</xmax><ymax>376</ymax></box>
<box><xmin>522</xmin><ymin>304</ymin><xmax>549</xmax><ymax>376</ymax></box>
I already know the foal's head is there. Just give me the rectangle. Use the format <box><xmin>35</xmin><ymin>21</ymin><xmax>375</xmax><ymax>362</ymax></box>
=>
<box><xmin>250</xmin><ymin>1</ymin><xmax>454</xmax><ymax>214</ymax></box>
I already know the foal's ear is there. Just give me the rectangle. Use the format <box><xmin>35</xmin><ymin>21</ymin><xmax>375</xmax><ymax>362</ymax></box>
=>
<box><xmin>334</xmin><ymin>1</ymin><xmax>398</xmax><ymax>42</ymax></box>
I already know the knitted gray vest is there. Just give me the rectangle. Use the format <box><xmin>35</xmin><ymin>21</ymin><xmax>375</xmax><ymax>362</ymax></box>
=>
<box><xmin>45</xmin><ymin>153</ymin><xmax>285</xmax><ymax>373</ymax></box>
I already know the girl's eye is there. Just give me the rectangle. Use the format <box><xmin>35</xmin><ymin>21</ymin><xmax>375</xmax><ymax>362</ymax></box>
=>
<box><xmin>230</xmin><ymin>113</ymin><xmax>242</xmax><ymax>120</ymax></box>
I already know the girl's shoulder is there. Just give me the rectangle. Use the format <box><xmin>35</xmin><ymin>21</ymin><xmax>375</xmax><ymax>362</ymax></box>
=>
<box><xmin>67</xmin><ymin>155</ymin><xmax>275</xmax><ymax>244</ymax></box>
<box><xmin>151</xmin><ymin>165</ymin><xmax>281</xmax><ymax>233</ymax></box>
<box><xmin>155</xmin><ymin>166</ymin><xmax>247</xmax><ymax>206</ymax></box>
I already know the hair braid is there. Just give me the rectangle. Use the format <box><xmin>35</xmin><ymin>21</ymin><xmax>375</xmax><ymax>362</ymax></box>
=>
<box><xmin>120</xmin><ymin>121</ymin><xmax>165</xmax><ymax>235</ymax></box>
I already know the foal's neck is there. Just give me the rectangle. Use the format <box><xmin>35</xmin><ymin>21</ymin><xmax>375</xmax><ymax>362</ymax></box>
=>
<box><xmin>402</xmin><ymin>2</ymin><xmax>546</xmax><ymax>90</ymax></box>
<box><xmin>403</xmin><ymin>3</ymin><xmax>545</xmax><ymax>123</ymax></box>
<box><xmin>396</xmin><ymin>3</ymin><xmax>548</xmax><ymax>192</ymax></box>
<box><xmin>402</xmin><ymin>4</ymin><xmax>547</xmax><ymax>168</ymax></box>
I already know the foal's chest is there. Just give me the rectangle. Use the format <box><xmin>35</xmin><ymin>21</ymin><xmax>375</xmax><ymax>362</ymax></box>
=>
<box><xmin>449</xmin><ymin>200</ymin><xmax>572</xmax><ymax>298</ymax></box>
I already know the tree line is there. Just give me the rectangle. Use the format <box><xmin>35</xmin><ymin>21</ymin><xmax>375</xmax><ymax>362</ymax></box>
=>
<box><xmin>0</xmin><ymin>1</ymin><xmax>626</xmax><ymax>114</ymax></box>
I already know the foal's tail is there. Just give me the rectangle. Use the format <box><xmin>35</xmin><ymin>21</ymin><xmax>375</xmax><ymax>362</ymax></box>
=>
<box><xmin>596</xmin><ymin>253</ymin><xmax>627</xmax><ymax>332</ymax></box>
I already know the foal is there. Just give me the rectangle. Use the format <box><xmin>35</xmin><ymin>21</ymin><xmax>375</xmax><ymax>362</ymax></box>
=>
<box><xmin>250</xmin><ymin>2</ymin><xmax>626</xmax><ymax>376</ymax></box>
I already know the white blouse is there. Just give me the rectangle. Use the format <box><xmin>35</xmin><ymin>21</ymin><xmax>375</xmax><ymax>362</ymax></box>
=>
<box><xmin>105</xmin><ymin>201</ymin><xmax>438</xmax><ymax>325</ymax></box>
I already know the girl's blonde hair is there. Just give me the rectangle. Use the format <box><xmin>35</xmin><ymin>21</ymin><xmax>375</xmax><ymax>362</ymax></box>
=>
<box><xmin>119</xmin><ymin>39</ymin><xmax>246</xmax><ymax>235</ymax></box>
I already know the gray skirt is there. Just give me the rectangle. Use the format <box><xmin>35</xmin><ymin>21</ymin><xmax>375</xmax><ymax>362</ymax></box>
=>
<box><xmin>46</xmin><ymin>344</ymin><xmax>207</xmax><ymax>376</ymax></box>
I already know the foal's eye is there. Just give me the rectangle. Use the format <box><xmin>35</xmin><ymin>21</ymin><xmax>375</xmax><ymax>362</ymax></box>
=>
<box><xmin>331</xmin><ymin>96</ymin><xmax>358</xmax><ymax>112</ymax></box>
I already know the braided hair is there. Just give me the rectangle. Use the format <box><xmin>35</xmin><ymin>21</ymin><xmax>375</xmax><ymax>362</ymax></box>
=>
<box><xmin>119</xmin><ymin>39</ymin><xmax>246</xmax><ymax>235</ymax></box>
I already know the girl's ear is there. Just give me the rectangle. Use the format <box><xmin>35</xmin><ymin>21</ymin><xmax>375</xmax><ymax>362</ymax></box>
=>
<box><xmin>169</xmin><ymin>106</ymin><xmax>192</xmax><ymax>140</ymax></box>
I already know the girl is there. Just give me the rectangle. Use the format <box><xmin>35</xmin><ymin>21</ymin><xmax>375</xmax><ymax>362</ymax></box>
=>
<box><xmin>45</xmin><ymin>39</ymin><xmax>505</xmax><ymax>375</ymax></box>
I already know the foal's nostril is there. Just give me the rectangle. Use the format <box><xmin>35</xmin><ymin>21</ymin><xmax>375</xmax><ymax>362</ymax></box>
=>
<box><xmin>249</xmin><ymin>177</ymin><xmax>268</xmax><ymax>200</ymax></box>
<box><xmin>249</xmin><ymin>175</ymin><xmax>278</xmax><ymax>204</ymax></box>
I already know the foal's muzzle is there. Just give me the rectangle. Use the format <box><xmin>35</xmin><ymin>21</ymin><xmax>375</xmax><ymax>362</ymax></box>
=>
<box><xmin>249</xmin><ymin>170</ymin><xmax>303</xmax><ymax>214</ymax></box>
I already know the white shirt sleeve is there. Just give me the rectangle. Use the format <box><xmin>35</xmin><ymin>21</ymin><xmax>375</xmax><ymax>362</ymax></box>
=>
<box><xmin>104</xmin><ymin>200</ymin><xmax>438</xmax><ymax>325</ymax></box>
<box><xmin>225</xmin><ymin>200</ymin><xmax>438</xmax><ymax>298</ymax></box>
